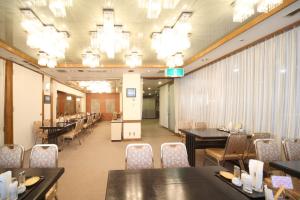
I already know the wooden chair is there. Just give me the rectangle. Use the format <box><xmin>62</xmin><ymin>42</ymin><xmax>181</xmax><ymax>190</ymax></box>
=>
<box><xmin>243</xmin><ymin>132</ymin><xmax>271</xmax><ymax>160</ymax></box>
<box><xmin>178</xmin><ymin>121</ymin><xmax>193</xmax><ymax>142</ymax></box>
<box><xmin>0</xmin><ymin>144</ymin><xmax>24</xmax><ymax>168</ymax></box>
<box><xmin>161</xmin><ymin>142</ymin><xmax>190</xmax><ymax>168</ymax></box>
<box><xmin>204</xmin><ymin>133</ymin><xmax>248</xmax><ymax>169</ymax></box>
<box><xmin>282</xmin><ymin>139</ymin><xmax>300</xmax><ymax>161</ymax></box>
<box><xmin>254</xmin><ymin>139</ymin><xmax>281</xmax><ymax>173</ymax></box>
<box><xmin>194</xmin><ymin>122</ymin><xmax>207</xmax><ymax>130</ymax></box>
<box><xmin>30</xmin><ymin>144</ymin><xmax>59</xmax><ymax>200</ymax></box>
<box><xmin>62</xmin><ymin>121</ymin><xmax>82</xmax><ymax>145</ymax></box>
<box><xmin>125</xmin><ymin>144</ymin><xmax>154</xmax><ymax>169</ymax></box>
<box><xmin>33</xmin><ymin>121</ymin><xmax>48</xmax><ymax>144</ymax></box>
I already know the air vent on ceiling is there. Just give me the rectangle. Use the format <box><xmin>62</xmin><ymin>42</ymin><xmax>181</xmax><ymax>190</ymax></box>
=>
<box><xmin>86</xmin><ymin>69</ymin><xmax>107</xmax><ymax>73</ymax></box>
<box><xmin>286</xmin><ymin>8</ymin><xmax>300</xmax><ymax>17</ymax></box>
<box><xmin>77</xmin><ymin>70</ymin><xmax>84</xmax><ymax>72</ymax></box>
<box><xmin>56</xmin><ymin>69</ymin><xmax>67</xmax><ymax>73</ymax></box>
<box><xmin>128</xmin><ymin>70</ymin><xmax>134</xmax><ymax>72</ymax></box>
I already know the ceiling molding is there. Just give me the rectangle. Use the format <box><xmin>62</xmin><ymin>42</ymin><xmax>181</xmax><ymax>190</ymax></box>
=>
<box><xmin>185</xmin><ymin>19</ymin><xmax>300</xmax><ymax>76</ymax></box>
<box><xmin>56</xmin><ymin>63</ymin><xmax>167</xmax><ymax>68</ymax></box>
<box><xmin>0</xmin><ymin>39</ymin><xmax>39</xmax><ymax>66</ymax></box>
<box><xmin>184</xmin><ymin>0</ymin><xmax>296</xmax><ymax>67</ymax></box>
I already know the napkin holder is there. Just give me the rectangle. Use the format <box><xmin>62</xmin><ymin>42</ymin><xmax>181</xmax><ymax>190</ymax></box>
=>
<box><xmin>0</xmin><ymin>171</ymin><xmax>12</xmax><ymax>199</ymax></box>
<box><xmin>249</xmin><ymin>159</ymin><xmax>264</xmax><ymax>192</ymax></box>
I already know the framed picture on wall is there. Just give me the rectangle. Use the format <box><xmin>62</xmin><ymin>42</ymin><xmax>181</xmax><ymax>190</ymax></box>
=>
<box><xmin>44</xmin><ymin>95</ymin><xmax>51</xmax><ymax>104</ymax></box>
<box><xmin>126</xmin><ymin>88</ymin><xmax>136</xmax><ymax>97</ymax></box>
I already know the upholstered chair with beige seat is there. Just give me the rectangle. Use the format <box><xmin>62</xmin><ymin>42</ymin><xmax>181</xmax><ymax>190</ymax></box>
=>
<box><xmin>194</xmin><ymin>122</ymin><xmax>207</xmax><ymax>130</ymax></box>
<box><xmin>282</xmin><ymin>139</ymin><xmax>300</xmax><ymax>161</ymax></box>
<box><xmin>204</xmin><ymin>133</ymin><xmax>248</xmax><ymax>169</ymax></box>
<box><xmin>243</xmin><ymin>132</ymin><xmax>271</xmax><ymax>160</ymax></box>
<box><xmin>30</xmin><ymin>144</ymin><xmax>58</xmax><ymax>200</ymax></box>
<box><xmin>62</xmin><ymin>121</ymin><xmax>82</xmax><ymax>145</ymax></box>
<box><xmin>0</xmin><ymin>144</ymin><xmax>24</xmax><ymax>168</ymax></box>
<box><xmin>33</xmin><ymin>121</ymin><xmax>48</xmax><ymax>144</ymax></box>
<box><xmin>125</xmin><ymin>144</ymin><xmax>154</xmax><ymax>170</ymax></box>
<box><xmin>254</xmin><ymin>139</ymin><xmax>281</xmax><ymax>173</ymax></box>
<box><xmin>161</xmin><ymin>142</ymin><xmax>190</xmax><ymax>168</ymax></box>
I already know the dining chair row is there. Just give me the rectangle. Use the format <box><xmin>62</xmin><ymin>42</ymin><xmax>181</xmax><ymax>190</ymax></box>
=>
<box><xmin>125</xmin><ymin>142</ymin><xmax>190</xmax><ymax>170</ymax></box>
<box><xmin>203</xmin><ymin>132</ymin><xmax>271</xmax><ymax>169</ymax></box>
<box><xmin>0</xmin><ymin>144</ymin><xmax>59</xmax><ymax>200</ymax></box>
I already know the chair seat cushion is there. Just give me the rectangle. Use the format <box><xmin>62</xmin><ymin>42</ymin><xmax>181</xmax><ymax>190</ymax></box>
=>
<box><xmin>205</xmin><ymin>148</ymin><xmax>244</xmax><ymax>161</ymax></box>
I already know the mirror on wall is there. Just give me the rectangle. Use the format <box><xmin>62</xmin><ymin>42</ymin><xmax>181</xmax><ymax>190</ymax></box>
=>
<box><xmin>56</xmin><ymin>91</ymin><xmax>82</xmax><ymax>117</ymax></box>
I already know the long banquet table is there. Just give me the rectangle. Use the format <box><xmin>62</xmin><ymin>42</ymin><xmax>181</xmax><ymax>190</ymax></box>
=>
<box><xmin>105</xmin><ymin>166</ymin><xmax>251</xmax><ymax>200</ymax></box>
<box><xmin>179</xmin><ymin>128</ymin><xmax>229</xmax><ymax>166</ymax></box>
<box><xmin>270</xmin><ymin>160</ymin><xmax>300</xmax><ymax>178</ymax></box>
<box><xmin>0</xmin><ymin>168</ymin><xmax>64</xmax><ymax>200</ymax></box>
<box><xmin>40</xmin><ymin>122</ymin><xmax>76</xmax><ymax>145</ymax></box>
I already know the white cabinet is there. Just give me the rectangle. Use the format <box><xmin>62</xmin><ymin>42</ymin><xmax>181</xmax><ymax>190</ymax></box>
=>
<box><xmin>111</xmin><ymin>119</ymin><xmax>122</xmax><ymax>141</ymax></box>
<box><xmin>123</xmin><ymin>122</ymin><xmax>141</xmax><ymax>139</ymax></box>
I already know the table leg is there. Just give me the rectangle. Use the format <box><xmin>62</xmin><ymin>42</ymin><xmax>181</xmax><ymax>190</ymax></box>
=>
<box><xmin>185</xmin><ymin>134</ymin><xmax>196</xmax><ymax>167</ymax></box>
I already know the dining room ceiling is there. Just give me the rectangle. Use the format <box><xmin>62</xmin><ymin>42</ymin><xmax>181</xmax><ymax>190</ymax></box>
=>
<box><xmin>0</xmin><ymin>0</ymin><xmax>258</xmax><ymax>67</ymax></box>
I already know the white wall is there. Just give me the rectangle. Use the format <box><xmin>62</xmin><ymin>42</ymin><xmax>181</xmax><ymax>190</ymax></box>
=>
<box><xmin>0</xmin><ymin>59</ymin><xmax>5</xmax><ymax>145</ymax></box>
<box><xmin>13</xmin><ymin>63</ymin><xmax>42</xmax><ymax>150</ymax></box>
<box><xmin>159</xmin><ymin>84</ymin><xmax>169</xmax><ymax>128</ymax></box>
<box><xmin>52</xmin><ymin>80</ymin><xmax>86</xmax><ymax>120</ymax></box>
<box><xmin>43</xmin><ymin>75</ymin><xmax>51</xmax><ymax>120</ymax></box>
<box><xmin>122</xmin><ymin>73</ymin><xmax>142</xmax><ymax>120</ymax></box>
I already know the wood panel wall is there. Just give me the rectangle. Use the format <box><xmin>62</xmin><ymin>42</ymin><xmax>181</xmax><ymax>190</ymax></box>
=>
<box><xmin>4</xmin><ymin>60</ymin><xmax>13</xmax><ymax>144</ymax></box>
<box><xmin>86</xmin><ymin>93</ymin><xmax>120</xmax><ymax>121</ymax></box>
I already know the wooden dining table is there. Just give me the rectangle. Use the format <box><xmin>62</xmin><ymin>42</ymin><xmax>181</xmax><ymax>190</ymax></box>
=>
<box><xmin>179</xmin><ymin>128</ymin><xmax>229</xmax><ymax>166</ymax></box>
<box><xmin>106</xmin><ymin>166</ymin><xmax>252</xmax><ymax>200</ymax></box>
<box><xmin>0</xmin><ymin>168</ymin><xmax>64</xmax><ymax>200</ymax></box>
<box><xmin>270</xmin><ymin>160</ymin><xmax>300</xmax><ymax>178</ymax></box>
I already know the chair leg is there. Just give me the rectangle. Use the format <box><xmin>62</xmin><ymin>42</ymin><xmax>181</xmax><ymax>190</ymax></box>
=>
<box><xmin>238</xmin><ymin>160</ymin><xmax>245</xmax><ymax>170</ymax></box>
<box><xmin>54</xmin><ymin>195</ymin><xmax>58</xmax><ymax>200</ymax></box>
<box><xmin>78</xmin><ymin>137</ymin><xmax>81</xmax><ymax>145</ymax></box>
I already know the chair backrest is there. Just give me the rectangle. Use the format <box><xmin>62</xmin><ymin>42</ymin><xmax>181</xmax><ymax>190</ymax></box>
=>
<box><xmin>247</xmin><ymin>132</ymin><xmax>271</xmax><ymax>154</ymax></box>
<box><xmin>233</xmin><ymin>123</ymin><xmax>242</xmax><ymax>131</ymax></box>
<box><xmin>282</xmin><ymin>139</ymin><xmax>300</xmax><ymax>161</ymax></box>
<box><xmin>223</xmin><ymin>133</ymin><xmax>248</xmax><ymax>158</ymax></box>
<box><xmin>43</xmin><ymin>119</ymin><xmax>51</xmax><ymax>126</ymax></box>
<box><xmin>194</xmin><ymin>122</ymin><xmax>207</xmax><ymax>130</ymax></box>
<box><xmin>180</xmin><ymin>121</ymin><xmax>193</xmax><ymax>129</ymax></box>
<box><xmin>33</xmin><ymin>121</ymin><xmax>42</xmax><ymax>134</ymax></box>
<box><xmin>0</xmin><ymin>144</ymin><xmax>24</xmax><ymax>168</ymax></box>
<box><xmin>29</xmin><ymin>144</ymin><xmax>58</xmax><ymax>168</ymax></box>
<box><xmin>125</xmin><ymin>144</ymin><xmax>153</xmax><ymax>169</ymax></box>
<box><xmin>161</xmin><ymin>142</ymin><xmax>190</xmax><ymax>168</ymax></box>
<box><xmin>255</xmin><ymin>139</ymin><xmax>281</xmax><ymax>164</ymax></box>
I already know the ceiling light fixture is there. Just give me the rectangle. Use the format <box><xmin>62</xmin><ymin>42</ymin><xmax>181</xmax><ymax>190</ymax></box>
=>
<box><xmin>90</xmin><ymin>9</ymin><xmax>130</xmax><ymax>59</ymax></box>
<box><xmin>158</xmin><ymin>81</ymin><xmax>162</xmax><ymax>85</ymax></box>
<box><xmin>125</xmin><ymin>52</ymin><xmax>142</xmax><ymax>68</ymax></box>
<box><xmin>20</xmin><ymin>8</ymin><xmax>69</xmax><ymax>68</ymax></box>
<box><xmin>82</xmin><ymin>49</ymin><xmax>100</xmax><ymax>68</ymax></box>
<box><xmin>233</xmin><ymin>0</ymin><xmax>283</xmax><ymax>23</ymax></box>
<box><xmin>151</xmin><ymin>12</ymin><xmax>192</xmax><ymax>68</ymax></box>
<box><xmin>138</xmin><ymin>0</ymin><xmax>180</xmax><ymax>19</ymax></box>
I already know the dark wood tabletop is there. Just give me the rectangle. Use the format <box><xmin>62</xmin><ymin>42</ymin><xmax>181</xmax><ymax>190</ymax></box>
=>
<box><xmin>105</xmin><ymin>166</ymin><xmax>250</xmax><ymax>200</ymax></box>
<box><xmin>0</xmin><ymin>168</ymin><xmax>64</xmax><ymax>200</ymax></box>
<box><xmin>179</xmin><ymin>128</ymin><xmax>230</xmax><ymax>139</ymax></box>
<box><xmin>270</xmin><ymin>160</ymin><xmax>300</xmax><ymax>178</ymax></box>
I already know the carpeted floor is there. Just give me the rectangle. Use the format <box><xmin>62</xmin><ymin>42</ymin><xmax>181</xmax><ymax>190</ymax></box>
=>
<box><xmin>23</xmin><ymin>119</ymin><xmax>206</xmax><ymax>199</ymax></box>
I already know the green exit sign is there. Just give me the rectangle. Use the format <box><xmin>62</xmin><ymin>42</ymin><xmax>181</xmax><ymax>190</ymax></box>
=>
<box><xmin>165</xmin><ymin>68</ymin><xmax>184</xmax><ymax>77</ymax></box>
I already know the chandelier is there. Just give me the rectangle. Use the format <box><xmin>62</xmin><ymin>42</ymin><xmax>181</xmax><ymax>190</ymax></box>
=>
<box><xmin>23</xmin><ymin>0</ymin><xmax>73</xmax><ymax>17</ymax></box>
<box><xmin>125</xmin><ymin>52</ymin><xmax>142</xmax><ymax>68</ymax></box>
<box><xmin>20</xmin><ymin>8</ymin><xmax>69</xmax><ymax>68</ymax></box>
<box><xmin>90</xmin><ymin>9</ymin><xmax>130</xmax><ymax>59</ymax></box>
<box><xmin>79</xmin><ymin>81</ymin><xmax>111</xmax><ymax>93</ymax></box>
<box><xmin>82</xmin><ymin>49</ymin><xmax>101</xmax><ymax>68</ymax></box>
<box><xmin>166</xmin><ymin>53</ymin><xmax>183</xmax><ymax>68</ymax></box>
<box><xmin>151</xmin><ymin>12</ymin><xmax>192</xmax><ymax>67</ymax></box>
<box><xmin>138</xmin><ymin>0</ymin><xmax>180</xmax><ymax>19</ymax></box>
<box><xmin>233</xmin><ymin>0</ymin><xmax>283</xmax><ymax>23</ymax></box>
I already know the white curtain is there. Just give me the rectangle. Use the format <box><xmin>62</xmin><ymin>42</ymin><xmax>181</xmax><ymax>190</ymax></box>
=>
<box><xmin>160</xmin><ymin>84</ymin><xmax>169</xmax><ymax>128</ymax></box>
<box><xmin>0</xmin><ymin>59</ymin><xmax>5</xmax><ymax>145</ymax></box>
<box><xmin>177</xmin><ymin>26</ymin><xmax>300</xmax><ymax>139</ymax></box>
